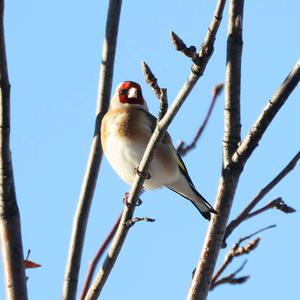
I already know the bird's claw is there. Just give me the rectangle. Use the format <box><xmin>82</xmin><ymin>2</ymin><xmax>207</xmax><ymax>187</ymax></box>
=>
<box><xmin>123</xmin><ymin>192</ymin><xmax>143</xmax><ymax>208</ymax></box>
<box><xmin>134</xmin><ymin>167</ymin><xmax>151</xmax><ymax>179</ymax></box>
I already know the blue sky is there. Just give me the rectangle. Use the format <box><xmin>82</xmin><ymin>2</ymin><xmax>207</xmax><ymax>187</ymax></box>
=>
<box><xmin>2</xmin><ymin>1</ymin><xmax>299</xmax><ymax>299</ymax></box>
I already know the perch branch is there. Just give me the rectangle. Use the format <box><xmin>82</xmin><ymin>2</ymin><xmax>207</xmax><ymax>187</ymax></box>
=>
<box><xmin>84</xmin><ymin>1</ymin><xmax>226</xmax><ymax>298</ymax></box>
<box><xmin>0</xmin><ymin>1</ymin><xmax>28</xmax><ymax>299</ymax></box>
<box><xmin>62</xmin><ymin>1</ymin><xmax>123</xmax><ymax>299</ymax></box>
<box><xmin>223</xmin><ymin>151</ymin><xmax>300</xmax><ymax>245</ymax></box>
<box><xmin>177</xmin><ymin>83</ymin><xmax>223</xmax><ymax>156</ymax></box>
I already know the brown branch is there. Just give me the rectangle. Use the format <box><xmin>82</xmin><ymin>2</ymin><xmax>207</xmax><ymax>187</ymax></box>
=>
<box><xmin>187</xmin><ymin>1</ymin><xmax>243</xmax><ymax>299</ymax></box>
<box><xmin>176</xmin><ymin>83</ymin><xmax>223</xmax><ymax>156</ymax></box>
<box><xmin>211</xmin><ymin>237</ymin><xmax>259</xmax><ymax>288</ymax></box>
<box><xmin>62</xmin><ymin>1</ymin><xmax>123</xmax><ymax>299</ymax></box>
<box><xmin>0</xmin><ymin>1</ymin><xmax>28</xmax><ymax>299</ymax></box>
<box><xmin>231</xmin><ymin>60</ymin><xmax>300</xmax><ymax>167</ymax></box>
<box><xmin>124</xmin><ymin>216</ymin><xmax>155</xmax><ymax>228</ymax></box>
<box><xmin>170</xmin><ymin>31</ymin><xmax>199</xmax><ymax>64</ymax></box>
<box><xmin>247</xmin><ymin>197</ymin><xmax>295</xmax><ymax>219</ymax></box>
<box><xmin>211</xmin><ymin>260</ymin><xmax>249</xmax><ymax>290</ymax></box>
<box><xmin>210</xmin><ymin>225</ymin><xmax>275</xmax><ymax>291</ymax></box>
<box><xmin>223</xmin><ymin>151</ymin><xmax>300</xmax><ymax>246</ymax></box>
<box><xmin>79</xmin><ymin>212</ymin><xmax>122</xmax><ymax>300</ymax></box>
<box><xmin>85</xmin><ymin>1</ymin><xmax>226</xmax><ymax>298</ymax></box>
<box><xmin>142</xmin><ymin>61</ymin><xmax>168</xmax><ymax>121</ymax></box>
<box><xmin>188</xmin><ymin>33</ymin><xmax>299</xmax><ymax>300</ymax></box>
<box><xmin>237</xmin><ymin>224</ymin><xmax>276</xmax><ymax>242</ymax></box>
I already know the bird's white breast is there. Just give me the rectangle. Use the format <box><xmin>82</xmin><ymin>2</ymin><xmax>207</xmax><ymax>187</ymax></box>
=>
<box><xmin>104</xmin><ymin>113</ymin><xmax>144</xmax><ymax>186</ymax></box>
<box><xmin>103</xmin><ymin>110</ymin><xmax>180</xmax><ymax>189</ymax></box>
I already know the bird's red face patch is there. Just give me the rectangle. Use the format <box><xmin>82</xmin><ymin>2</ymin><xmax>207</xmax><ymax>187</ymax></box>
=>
<box><xmin>118</xmin><ymin>81</ymin><xmax>144</xmax><ymax>105</ymax></box>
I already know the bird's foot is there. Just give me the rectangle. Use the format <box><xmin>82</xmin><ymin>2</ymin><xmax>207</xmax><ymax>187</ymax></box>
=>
<box><xmin>123</xmin><ymin>192</ymin><xmax>143</xmax><ymax>208</ymax></box>
<box><xmin>134</xmin><ymin>167</ymin><xmax>151</xmax><ymax>179</ymax></box>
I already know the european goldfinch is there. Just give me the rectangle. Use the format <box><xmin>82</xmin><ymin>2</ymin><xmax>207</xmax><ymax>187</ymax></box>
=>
<box><xmin>101</xmin><ymin>81</ymin><xmax>217</xmax><ymax>220</ymax></box>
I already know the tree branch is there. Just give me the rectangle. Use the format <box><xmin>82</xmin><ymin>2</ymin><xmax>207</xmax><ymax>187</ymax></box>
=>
<box><xmin>62</xmin><ymin>1</ymin><xmax>123</xmax><ymax>299</ymax></box>
<box><xmin>79</xmin><ymin>212</ymin><xmax>122</xmax><ymax>300</ymax></box>
<box><xmin>211</xmin><ymin>225</ymin><xmax>275</xmax><ymax>290</ymax></box>
<box><xmin>176</xmin><ymin>83</ymin><xmax>223</xmax><ymax>156</ymax></box>
<box><xmin>142</xmin><ymin>61</ymin><xmax>168</xmax><ymax>121</ymax></box>
<box><xmin>211</xmin><ymin>260</ymin><xmax>249</xmax><ymax>290</ymax></box>
<box><xmin>246</xmin><ymin>197</ymin><xmax>295</xmax><ymax>219</ymax></box>
<box><xmin>187</xmin><ymin>1</ymin><xmax>244</xmax><ymax>299</ymax></box>
<box><xmin>0</xmin><ymin>1</ymin><xmax>28</xmax><ymax>299</ymax></box>
<box><xmin>84</xmin><ymin>0</ymin><xmax>226</xmax><ymax>298</ymax></box>
<box><xmin>187</xmin><ymin>2</ymin><xmax>300</xmax><ymax>299</ymax></box>
<box><xmin>231</xmin><ymin>60</ymin><xmax>300</xmax><ymax>167</ymax></box>
<box><xmin>223</xmin><ymin>151</ymin><xmax>300</xmax><ymax>245</ymax></box>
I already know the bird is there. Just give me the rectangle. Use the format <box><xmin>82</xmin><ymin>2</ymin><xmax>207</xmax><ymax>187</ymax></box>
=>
<box><xmin>101</xmin><ymin>81</ymin><xmax>217</xmax><ymax>220</ymax></box>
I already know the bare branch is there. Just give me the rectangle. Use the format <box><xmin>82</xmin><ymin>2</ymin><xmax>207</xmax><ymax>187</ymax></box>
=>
<box><xmin>80</xmin><ymin>212</ymin><xmax>122</xmax><ymax>300</ymax></box>
<box><xmin>0</xmin><ymin>1</ymin><xmax>28</xmax><ymax>298</ymax></box>
<box><xmin>187</xmin><ymin>1</ymin><xmax>243</xmax><ymax>299</ymax></box>
<box><xmin>170</xmin><ymin>31</ymin><xmax>199</xmax><ymax>63</ymax></box>
<box><xmin>210</xmin><ymin>260</ymin><xmax>249</xmax><ymax>290</ymax></box>
<box><xmin>223</xmin><ymin>7</ymin><xmax>243</xmax><ymax>166</ymax></box>
<box><xmin>238</xmin><ymin>224</ymin><xmax>276</xmax><ymax>243</ymax></box>
<box><xmin>85</xmin><ymin>1</ymin><xmax>226</xmax><ymax>298</ymax></box>
<box><xmin>247</xmin><ymin>197</ymin><xmax>295</xmax><ymax>219</ymax></box>
<box><xmin>63</xmin><ymin>1</ymin><xmax>123</xmax><ymax>299</ymax></box>
<box><xmin>211</xmin><ymin>235</ymin><xmax>260</xmax><ymax>288</ymax></box>
<box><xmin>224</xmin><ymin>151</ymin><xmax>300</xmax><ymax>245</ymax></box>
<box><xmin>142</xmin><ymin>61</ymin><xmax>168</xmax><ymax>121</ymax></box>
<box><xmin>231</xmin><ymin>60</ymin><xmax>300</xmax><ymax>167</ymax></box>
<box><xmin>177</xmin><ymin>83</ymin><xmax>223</xmax><ymax>156</ymax></box>
<box><xmin>210</xmin><ymin>225</ymin><xmax>275</xmax><ymax>291</ymax></box>
<box><xmin>188</xmin><ymin>11</ymin><xmax>299</xmax><ymax>299</ymax></box>
<box><xmin>124</xmin><ymin>216</ymin><xmax>155</xmax><ymax>228</ymax></box>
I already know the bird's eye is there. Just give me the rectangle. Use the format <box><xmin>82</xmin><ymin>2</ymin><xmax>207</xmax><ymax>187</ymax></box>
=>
<box><xmin>119</xmin><ymin>89</ymin><xmax>127</xmax><ymax>95</ymax></box>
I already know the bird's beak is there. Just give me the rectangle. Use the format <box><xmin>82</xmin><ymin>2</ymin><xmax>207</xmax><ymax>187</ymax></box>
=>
<box><xmin>127</xmin><ymin>87</ymin><xmax>138</xmax><ymax>99</ymax></box>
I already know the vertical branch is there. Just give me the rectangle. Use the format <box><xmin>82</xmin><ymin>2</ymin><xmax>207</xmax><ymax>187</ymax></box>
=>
<box><xmin>187</xmin><ymin>1</ymin><xmax>244</xmax><ymax>299</ymax></box>
<box><xmin>0</xmin><ymin>1</ymin><xmax>28</xmax><ymax>299</ymax></box>
<box><xmin>62</xmin><ymin>1</ymin><xmax>123</xmax><ymax>299</ymax></box>
<box><xmin>223</xmin><ymin>0</ymin><xmax>243</xmax><ymax>166</ymax></box>
<box><xmin>84</xmin><ymin>1</ymin><xmax>227</xmax><ymax>299</ymax></box>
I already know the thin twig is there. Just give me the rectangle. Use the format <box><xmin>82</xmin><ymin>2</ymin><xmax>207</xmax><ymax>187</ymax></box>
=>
<box><xmin>63</xmin><ymin>1</ymin><xmax>123</xmax><ymax>299</ymax></box>
<box><xmin>246</xmin><ymin>197</ymin><xmax>295</xmax><ymax>219</ymax></box>
<box><xmin>142</xmin><ymin>61</ymin><xmax>168</xmax><ymax>121</ymax></box>
<box><xmin>84</xmin><ymin>0</ymin><xmax>226</xmax><ymax>297</ymax></box>
<box><xmin>124</xmin><ymin>217</ymin><xmax>155</xmax><ymax>228</ymax></box>
<box><xmin>170</xmin><ymin>31</ymin><xmax>199</xmax><ymax>64</ymax></box>
<box><xmin>211</xmin><ymin>236</ymin><xmax>259</xmax><ymax>287</ymax></box>
<box><xmin>211</xmin><ymin>260</ymin><xmax>249</xmax><ymax>290</ymax></box>
<box><xmin>210</xmin><ymin>225</ymin><xmax>275</xmax><ymax>290</ymax></box>
<box><xmin>0</xmin><ymin>1</ymin><xmax>28</xmax><ymax>299</ymax></box>
<box><xmin>237</xmin><ymin>224</ymin><xmax>276</xmax><ymax>243</ymax></box>
<box><xmin>223</xmin><ymin>151</ymin><xmax>300</xmax><ymax>246</ymax></box>
<box><xmin>80</xmin><ymin>212</ymin><xmax>123</xmax><ymax>300</ymax></box>
<box><xmin>176</xmin><ymin>83</ymin><xmax>223</xmax><ymax>156</ymax></box>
